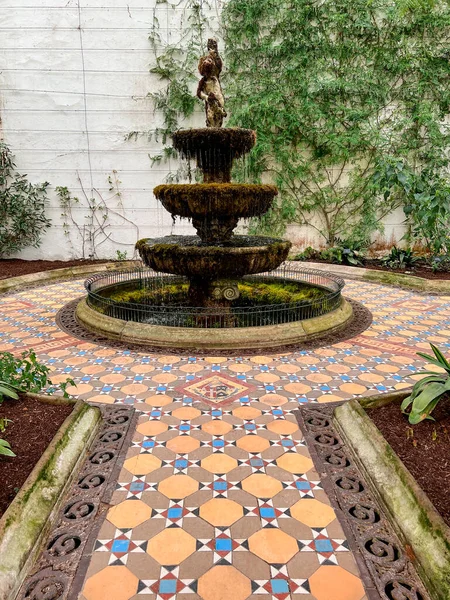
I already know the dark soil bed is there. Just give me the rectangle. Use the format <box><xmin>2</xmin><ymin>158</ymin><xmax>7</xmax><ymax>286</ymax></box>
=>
<box><xmin>0</xmin><ymin>396</ymin><xmax>74</xmax><ymax>517</ymax></box>
<box><xmin>295</xmin><ymin>258</ymin><xmax>450</xmax><ymax>280</ymax></box>
<box><xmin>368</xmin><ymin>400</ymin><xmax>450</xmax><ymax>527</ymax></box>
<box><xmin>0</xmin><ymin>259</ymin><xmax>107</xmax><ymax>280</ymax></box>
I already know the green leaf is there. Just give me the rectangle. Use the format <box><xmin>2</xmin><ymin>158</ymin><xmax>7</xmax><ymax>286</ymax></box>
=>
<box><xmin>411</xmin><ymin>381</ymin><xmax>448</xmax><ymax>413</ymax></box>
<box><xmin>429</xmin><ymin>343</ymin><xmax>450</xmax><ymax>370</ymax></box>
<box><xmin>0</xmin><ymin>383</ymin><xmax>19</xmax><ymax>400</ymax></box>
<box><xmin>0</xmin><ymin>439</ymin><xmax>15</xmax><ymax>457</ymax></box>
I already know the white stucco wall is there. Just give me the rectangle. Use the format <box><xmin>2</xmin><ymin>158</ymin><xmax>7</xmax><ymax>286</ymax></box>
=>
<box><xmin>0</xmin><ymin>0</ymin><xmax>405</xmax><ymax>260</ymax></box>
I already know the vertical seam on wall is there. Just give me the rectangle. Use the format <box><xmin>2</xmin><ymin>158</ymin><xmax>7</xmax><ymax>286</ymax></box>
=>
<box><xmin>77</xmin><ymin>0</ymin><xmax>94</xmax><ymax>194</ymax></box>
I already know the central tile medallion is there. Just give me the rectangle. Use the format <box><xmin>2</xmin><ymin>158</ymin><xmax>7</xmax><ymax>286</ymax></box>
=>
<box><xmin>183</xmin><ymin>375</ymin><xmax>250</xmax><ymax>406</ymax></box>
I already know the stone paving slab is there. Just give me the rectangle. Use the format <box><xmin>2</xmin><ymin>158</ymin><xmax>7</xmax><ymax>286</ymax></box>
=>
<box><xmin>1</xmin><ymin>277</ymin><xmax>449</xmax><ymax>599</ymax></box>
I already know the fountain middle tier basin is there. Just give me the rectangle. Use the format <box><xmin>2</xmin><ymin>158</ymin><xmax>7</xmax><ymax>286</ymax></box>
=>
<box><xmin>154</xmin><ymin>184</ymin><xmax>278</xmax><ymax>220</ymax></box>
<box><xmin>136</xmin><ymin>235</ymin><xmax>292</xmax><ymax>278</ymax></box>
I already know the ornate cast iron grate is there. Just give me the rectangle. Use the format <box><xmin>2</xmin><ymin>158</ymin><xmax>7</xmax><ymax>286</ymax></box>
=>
<box><xmin>296</xmin><ymin>404</ymin><xmax>430</xmax><ymax>600</ymax></box>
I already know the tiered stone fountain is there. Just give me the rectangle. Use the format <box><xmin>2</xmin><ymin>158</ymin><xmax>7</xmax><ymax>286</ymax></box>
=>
<box><xmin>77</xmin><ymin>40</ymin><xmax>352</xmax><ymax>350</ymax></box>
<box><xmin>136</xmin><ymin>39</ymin><xmax>291</xmax><ymax>309</ymax></box>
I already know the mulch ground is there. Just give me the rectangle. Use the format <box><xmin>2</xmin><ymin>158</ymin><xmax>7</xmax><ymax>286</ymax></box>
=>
<box><xmin>0</xmin><ymin>259</ymin><xmax>106</xmax><ymax>280</ymax></box>
<box><xmin>0</xmin><ymin>396</ymin><xmax>74</xmax><ymax>517</ymax></box>
<box><xmin>368</xmin><ymin>400</ymin><xmax>450</xmax><ymax>527</ymax></box>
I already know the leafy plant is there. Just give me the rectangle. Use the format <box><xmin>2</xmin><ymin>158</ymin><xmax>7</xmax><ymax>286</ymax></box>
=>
<box><xmin>430</xmin><ymin>254</ymin><xmax>450</xmax><ymax>273</ymax></box>
<box><xmin>0</xmin><ymin>350</ymin><xmax>74</xmax><ymax>403</ymax></box>
<box><xmin>0</xmin><ymin>142</ymin><xmax>51</xmax><ymax>257</ymax></box>
<box><xmin>293</xmin><ymin>246</ymin><xmax>319</xmax><ymax>261</ymax></box>
<box><xmin>320</xmin><ymin>240</ymin><xmax>365</xmax><ymax>266</ymax></box>
<box><xmin>382</xmin><ymin>246</ymin><xmax>417</xmax><ymax>270</ymax></box>
<box><xmin>0</xmin><ymin>439</ymin><xmax>15</xmax><ymax>458</ymax></box>
<box><xmin>0</xmin><ymin>417</ymin><xmax>12</xmax><ymax>433</ymax></box>
<box><xmin>401</xmin><ymin>344</ymin><xmax>450</xmax><ymax>424</ymax></box>
<box><xmin>115</xmin><ymin>250</ymin><xmax>128</xmax><ymax>261</ymax></box>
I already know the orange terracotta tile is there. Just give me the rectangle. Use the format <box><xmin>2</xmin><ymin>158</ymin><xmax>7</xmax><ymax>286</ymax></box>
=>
<box><xmin>151</xmin><ymin>373</ymin><xmax>178</xmax><ymax>384</ymax></box>
<box><xmin>254</xmin><ymin>372</ymin><xmax>281</xmax><ymax>383</ymax></box>
<box><xmin>146</xmin><ymin>528</ymin><xmax>196</xmax><ymax>565</ymax></box>
<box><xmin>88</xmin><ymin>394</ymin><xmax>116</xmax><ymax>404</ymax></box>
<box><xmin>232</xmin><ymin>406</ymin><xmax>262</xmax><ymax>419</ymax></box>
<box><xmin>166</xmin><ymin>435</ymin><xmax>201</xmax><ymax>453</ymax></box>
<box><xmin>144</xmin><ymin>394</ymin><xmax>173</xmax><ymax>407</ymax></box>
<box><xmin>83</xmin><ymin>566</ymin><xmax>138</xmax><ymax>600</ymax></box>
<box><xmin>199</xmin><ymin>498</ymin><xmax>243</xmax><ymax>526</ymax></box>
<box><xmin>241</xmin><ymin>473</ymin><xmax>283</xmax><ymax>498</ymax></box>
<box><xmin>201</xmin><ymin>453</ymin><xmax>238</xmax><ymax>474</ymax></box>
<box><xmin>201</xmin><ymin>420</ymin><xmax>233</xmax><ymax>435</ymax></box>
<box><xmin>309</xmin><ymin>565</ymin><xmax>365</xmax><ymax>600</ymax></box>
<box><xmin>249</xmin><ymin>528</ymin><xmax>298</xmax><ymax>563</ymax></box>
<box><xmin>198</xmin><ymin>566</ymin><xmax>251</xmax><ymax>600</ymax></box>
<box><xmin>172</xmin><ymin>406</ymin><xmax>202</xmax><ymax>420</ymax></box>
<box><xmin>276</xmin><ymin>452</ymin><xmax>313</xmax><ymax>474</ymax></box>
<box><xmin>121</xmin><ymin>383</ymin><xmax>148</xmax><ymax>396</ymax></box>
<box><xmin>266</xmin><ymin>419</ymin><xmax>299</xmax><ymax>435</ymax></box>
<box><xmin>236</xmin><ymin>435</ymin><xmax>270</xmax><ymax>453</ymax></box>
<box><xmin>290</xmin><ymin>498</ymin><xmax>336</xmax><ymax>527</ymax></box>
<box><xmin>284</xmin><ymin>382</ymin><xmax>312</xmax><ymax>395</ymax></box>
<box><xmin>259</xmin><ymin>393</ymin><xmax>288</xmax><ymax>406</ymax></box>
<box><xmin>123</xmin><ymin>453</ymin><xmax>162</xmax><ymax>475</ymax></box>
<box><xmin>107</xmin><ymin>499</ymin><xmax>152</xmax><ymax>529</ymax></box>
<box><xmin>158</xmin><ymin>474</ymin><xmax>199</xmax><ymax>499</ymax></box>
<box><xmin>136</xmin><ymin>420</ymin><xmax>168</xmax><ymax>436</ymax></box>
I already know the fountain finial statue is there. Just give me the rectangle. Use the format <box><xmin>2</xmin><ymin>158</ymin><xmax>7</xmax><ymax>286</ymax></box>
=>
<box><xmin>197</xmin><ymin>38</ymin><xmax>227</xmax><ymax>128</ymax></box>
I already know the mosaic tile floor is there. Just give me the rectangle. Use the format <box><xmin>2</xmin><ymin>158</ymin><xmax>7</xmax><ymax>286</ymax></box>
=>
<box><xmin>1</xmin><ymin>277</ymin><xmax>450</xmax><ymax>600</ymax></box>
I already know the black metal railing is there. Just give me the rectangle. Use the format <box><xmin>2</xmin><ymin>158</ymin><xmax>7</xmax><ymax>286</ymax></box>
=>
<box><xmin>84</xmin><ymin>266</ymin><xmax>345</xmax><ymax>329</ymax></box>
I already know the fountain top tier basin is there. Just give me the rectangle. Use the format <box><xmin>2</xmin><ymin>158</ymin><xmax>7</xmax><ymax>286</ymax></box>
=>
<box><xmin>173</xmin><ymin>128</ymin><xmax>257</xmax><ymax>183</ymax></box>
<box><xmin>173</xmin><ymin>128</ymin><xmax>256</xmax><ymax>160</ymax></box>
<box><xmin>136</xmin><ymin>235</ymin><xmax>291</xmax><ymax>279</ymax></box>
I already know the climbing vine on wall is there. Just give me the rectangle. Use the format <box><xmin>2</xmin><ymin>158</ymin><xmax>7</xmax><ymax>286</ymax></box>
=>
<box><xmin>56</xmin><ymin>171</ymin><xmax>140</xmax><ymax>260</ymax></box>
<box><xmin>146</xmin><ymin>0</ymin><xmax>450</xmax><ymax>247</ymax></box>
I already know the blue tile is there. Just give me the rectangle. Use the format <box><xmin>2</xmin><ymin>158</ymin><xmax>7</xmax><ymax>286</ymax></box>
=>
<box><xmin>315</xmin><ymin>539</ymin><xmax>334</xmax><ymax>552</ymax></box>
<box><xmin>260</xmin><ymin>507</ymin><xmax>276</xmax><ymax>518</ymax></box>
<box><xmin>167</xmin><ymin>507</ymin><xmax>183</xmax><ymax>519</ymax></box>
<box><xmin>159</xmin><ymin>579</ymin><xmax>177</xmax><ymax>594</ymax></box>
<box><xmin>111</xmin><ymin>539</ymin><xmax>130</xmax><ymax>553</ymax></box>
<box><xmin>213</xmin><ymin>481</ymin><xmax>227</xmax><ymax>491</ymax></box>
<box><xmin>270</xmin><ymin>579</ymin><xmax>289</xmax><ymax>593</ymax></box>
<box><xmin>215</xmin><ymin>538</ymin><xmax>232</xmax><ymax>551</ymax></box>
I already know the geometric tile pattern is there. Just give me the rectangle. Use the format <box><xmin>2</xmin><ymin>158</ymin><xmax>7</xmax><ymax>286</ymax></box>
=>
<box><xmin>2</xmin><ymin>277</ymin><xmax>449</xmax><ymax>599</ymax></box>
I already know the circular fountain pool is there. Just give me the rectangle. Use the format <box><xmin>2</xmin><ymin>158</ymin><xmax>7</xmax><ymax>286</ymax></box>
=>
<box><xmin>76</xmin><ymin>267</ymin><xmax>353</xmax><ymax>350</ymax></box>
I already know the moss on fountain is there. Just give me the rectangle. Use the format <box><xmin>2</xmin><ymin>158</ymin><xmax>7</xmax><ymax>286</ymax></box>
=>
<box><xmin>136</xmin><ymin>235</ymin><xmax>292</xmax><ymax>278</ymax></box>
<box><xmin>106</xmin><ymin>279</ymin><xmax>326</xmax><ymax>308</ymax></box>
<box><xmin>154</xmin><ymin>183</ymin><xmax>277</xmax><ymax>219</ymax></box>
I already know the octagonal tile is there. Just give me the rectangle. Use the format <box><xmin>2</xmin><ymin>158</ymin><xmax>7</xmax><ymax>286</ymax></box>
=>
<box><xmin>199</xmin><ymin>498</ymin><xmax>243</xmax><ymax>526</ymax></box>
<box><xmin>232</xmin><ymin>406</ymin><xmax>262</xmax><ymax>419</ymax></box>
<box><xmin>123</xmin><ymin>453</ymin><xmax>162</xmax><ymax>476</ymax></box>
<box><xmin>172</xmin><ymin>406</ymin><xmax>202</xmax><ymax>420</ymax></box>
<box><xmin>276</xmin><ymin>452</ymin><xmax>313</xmax><ymax>474</ymax></box>
<box><xmin>146</xmin><ymin>527</ymin><xmax>196</xmax><ymax>565</ymax></box>
<box><xmin>259</xmin><ymin>393</ymin><xmax>288</xmax><ymax>406</ymax></box>
<box><xmin>198</xmin><ymin>565</ymin><xmax>251</xmax><ymax>600</ymax></box>
<box><xmin>236</xmin><ymin>435</ymin><xmax>270</xmax><ymax>453</ymax></box>
<box><xmin>158</xmin><ymin>474</ymin><xmax>199</xmax><ymax>499</ymax></box>
<box><xmin>201</xmin><ymin>453</ymin><xmax>238</xmax><ymax>474</ymax></box>
<box><xmin>166</xmin><ymin>435</ymin><xmax>201</xmax><ymax>453</ymax></box>
<box><xmin>241</xmin><ymin>473</ymin><xmax>283</xmax><ymax>498</ymax></box>
<box><xmin>145</xmin><ymin>394</ymin><xmax>173</xmax><ymax>407</ymax></box>
<box><xmin>267</xmin><ymin>420</ymin><xmax>299</xmax><ymax>435</ymax></box>
<box><xmin>290</xmin><ymin>498</ymin><xmax>336</xmax><ymax>527</ymax></box>
<box><xmin>309</xmin><ymin>565</ymin><xmax>365</xmax><ymax>600</ymax></box>
<box><xmin>248</xmin><ymin>528</ymin><xmax>298</xmax><ymax>564</ymax></box>
<box><xmin>107</xmin><ymin>499</ymin><xmax>152</xmax><ymax>529</ymax></box>
<box><xmin>136</xmin><ymin>420</ymin><xmax>168</xmax><ymax>436</ymax></box>
<box><xmin>83</xmin><ymin>566</ymin><xmax>138</xmax><ymax>600</ymax></box>
<box><xmin>202</xmin><ymin>420</ymin><xmax>233</xmax><ymax>435</ymax></box>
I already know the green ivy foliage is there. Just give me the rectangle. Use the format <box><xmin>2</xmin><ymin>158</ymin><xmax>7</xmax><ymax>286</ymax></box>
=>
<box><xmin>147</xmin><ymin>0</ymin><xmax>450</xmax><ymax>246</ymax></box>
<box><xmin>0</xmin><ymin>143</ymin><xmax>51</xmax><ymax>257</ymax></box>
<box><xmin>222</xmin><ymin>0</ymin><xmax>450</xmax><ymax>244</ymax></box>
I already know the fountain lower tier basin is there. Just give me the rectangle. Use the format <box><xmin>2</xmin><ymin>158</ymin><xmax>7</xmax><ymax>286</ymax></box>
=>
<box><xmin>136</xmin><ymin>235</ymin><xmax>292</xmax><ymax>278</ymax></box>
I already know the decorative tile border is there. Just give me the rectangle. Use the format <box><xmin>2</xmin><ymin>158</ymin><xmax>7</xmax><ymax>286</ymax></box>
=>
<box><xmin>16</xmin><ymin>405</ymin><xmax>137</xmax><ymax>600</ymax></box>
<box><xmin>296</xmin><ymin>403</ymin><xmax>430</xmax><ymax>600</ymax></box>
